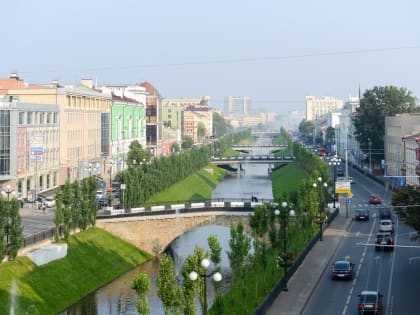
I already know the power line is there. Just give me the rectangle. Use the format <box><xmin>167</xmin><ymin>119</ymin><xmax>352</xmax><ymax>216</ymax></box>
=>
<box><xmin>2</xmin><ymin>45</ymin><xmax>419</xmax><ymax>76</ymax></box>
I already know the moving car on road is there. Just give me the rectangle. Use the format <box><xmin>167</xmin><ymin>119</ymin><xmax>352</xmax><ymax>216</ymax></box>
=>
<box><xmin>369</xmin><ymin>194</ymin><xmax>382</xmax><ymax>204</ymax></box>
<box><xmin>374</xmin><ymin>232</ymin><xmax>394</xmax><ymax>251</ymax></box>
<box><xmin>331</xmin><ymin>259</ymin><xmax>355</xmax><ymax>280</ymax></box>
<box><xmin>44</xmin><ymin>197</ymin><xmax>56</xmax><ymax>208</ymax></box>
<box><xmin>378</xmin><ymin>207</ymin><xmax>392</xmax><ymax>219</ymax></box>
<box><xmin>354</xmin><ymin>209</ymin><xmax>370</xmax><ymax>221</ymax></box>
<box><xmin>379</xmin><ymin>219</ymin><xmax>394</xmax><ymax>233</ymax></box>
<box><xmin>357</xmin><ymin>290</ymin><xmax>383</xmax><ymax>314</ymax></box>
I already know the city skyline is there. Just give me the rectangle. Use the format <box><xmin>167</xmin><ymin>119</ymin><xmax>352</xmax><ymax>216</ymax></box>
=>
<box><xmin>2</xmin><ymin>0</ymin><xmax>420</xmax><ymax>114</ymax></box>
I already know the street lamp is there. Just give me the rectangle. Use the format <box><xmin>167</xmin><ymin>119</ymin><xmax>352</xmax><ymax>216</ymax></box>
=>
<box><xmin>328</xmin><ymin>155</ymin><xmax>341</xmax><ymax>208</ymax></box>
<box><xmin>107</xmin><ymin>160</ymin><xmax>115</xmax><ymax>206</ymax></box>
<box><xmin>2</xmin><ymin>185</ymin><xmax>16</xmax><ymax>201</ymax></box>
<box><xmin>189</xmin><ymin>258</ymin><xmax>222</xmax><ymax>315</ymax></box>
<box><xmin>275</xmin><ymin>202</ymin><xmax>296</xmax><ymax>291</ymax></box>
<box><xmin>313</xmin><ymin>177</ymin><xmax>328</xmax><ymax>241</ymax></box>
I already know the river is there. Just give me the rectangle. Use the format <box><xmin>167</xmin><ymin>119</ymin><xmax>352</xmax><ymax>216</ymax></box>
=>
<box><xmin>63</xmin><ymin>137</ymin><xmax>274</xmax><ymax>315</ymax></box>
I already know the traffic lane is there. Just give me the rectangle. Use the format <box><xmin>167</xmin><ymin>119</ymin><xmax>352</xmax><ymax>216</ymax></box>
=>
<box><xmin>302</xmin><ymin>217</ymin><xmax>376</xmax><ymax>315</ymax></box>
<box><xmin>385</xmin><ymin>221</ymin><xmax>419</xmax><ymax>315</ymax></box>
<box><xmin>348</xmin><ymin>168</ymin><xmax>391</xmax><ymax>203</ymax></box>
<box><xmin>22</xmin><ymin>217</ymin><xmax>55</xmax><ymax>237</ymax></box>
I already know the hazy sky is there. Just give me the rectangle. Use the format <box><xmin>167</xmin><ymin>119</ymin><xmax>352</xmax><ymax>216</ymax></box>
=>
<box><xmin>2</xmin><ymin>0</ymin><xmax>419</xmax><ymax>114</ymax></box>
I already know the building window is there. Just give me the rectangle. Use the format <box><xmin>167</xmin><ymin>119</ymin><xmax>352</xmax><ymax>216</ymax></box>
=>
<box><xmin>40</xmin><ymin>112</ymin><xmax>44</xmax><ymax>124</ymax></box>
<box><xmin>27</xmin><ymin>112</ymin><xmax>32</xmax><ymax>124</ymax></box>
<box><xmin>19</xmin><ymin>112</ymin><xmax>24</xmax><ymax>125</ymax></box>
<box><xmin>0</xmin><ymin>110</ymin><xmax>11</xmax><ymax>175</ymax></box>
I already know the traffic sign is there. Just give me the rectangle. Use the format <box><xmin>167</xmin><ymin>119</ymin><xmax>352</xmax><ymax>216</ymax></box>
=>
<box><xmin>348</xmin><ymin>192</ymin><xmax>353</xmax><ymax>198</ymax></box>
<box><xmin>335</xmin><ymin>180</ymin><xmax>351</xmax><ymax>194</ymax></box>
<box><xmin>348</xmin><ymin>198</ymin><xmax>352</xmax><ymax>204</ymax></box>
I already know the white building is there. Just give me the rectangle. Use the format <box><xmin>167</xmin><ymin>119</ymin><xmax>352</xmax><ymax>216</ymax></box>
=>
<box><xmin>305</xmin><ymin>96</ymin><xmax>343</xmax><ymax>121</ymax></box>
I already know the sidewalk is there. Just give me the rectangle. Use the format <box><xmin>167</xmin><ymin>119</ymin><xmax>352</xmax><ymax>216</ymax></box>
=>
<box><xmin>266</xmin><ymin>214</ymin><xmax>352</xmax><ymax>315</ymax></box>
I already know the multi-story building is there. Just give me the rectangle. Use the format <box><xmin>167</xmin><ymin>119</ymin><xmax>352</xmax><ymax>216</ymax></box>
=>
<box><xmin>306</xmin><ymin>96</ymin><xmax>344</xmax><ymax>121</ymax></box>
<box><xmin>224</xmin><ymin>96</ymin><xmax>250</xmax><ymax>116</ymax></box>
<box><xmin>183</xmin><ymin>106</ymin><xmax>213</xmax><ymax>143</ymax></box>
<box><xmin>7</xmin><ymin>78</ymin><xmax>111</xmax><ymax>187</ymax></box>
<box><xmin>402</xmin><ymin>134</ymin><xmax>420</xmax><ymax>186</ymax></box>
<box><xmin>0</xmin><ymin>94</ymin><xmax>59</xmax><ymax>200</ymax></box>
<box><xmin>385</xmin><ymin>114</ymin><xmax>420</xmax><ymax>186</ymax></box>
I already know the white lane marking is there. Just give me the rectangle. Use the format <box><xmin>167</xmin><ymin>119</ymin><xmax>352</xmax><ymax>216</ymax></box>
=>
<box><xmin>341</xmin><ymin>218</ymin><xmax>376</xmax><ymax>315</ymax></box>
<box><xmin>386</xmin><ymin>216</ymin><xmax>399</xmax><ymax>315</ymax></box>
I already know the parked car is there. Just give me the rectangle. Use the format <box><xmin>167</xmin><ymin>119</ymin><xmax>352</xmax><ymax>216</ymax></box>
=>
<box><xmin>354</xmin><ymin>209</ymin><xmax>370</xmax><ymax>221</ymax></box>
<box><xmin>369</xmin><ymin>194</ymin><xmax>382</xmax><ymax>204</ymax></box>
<box><xmin>357</xmin><ymin>290</ymin><xmax>383</xmax><ymax>314</ymax></box>
<box><xmin>378</xmin><ymin>207</ymin><xmax>392</xmax><ymax>219</ymax></box>
<box><xmin>44</xmin><ymin>197</ymin><xmax>56</xmax><ymax>208</ymax></box>
<box><xmin>96</xmin><ymin>190</ymin><xmax>104</xmax><ymax>199</ymax></box>
<box><xmin>379</xmin><ymin>219</ymin><xmax>394</xmax><ymax>233</ymax></box>
<box><xmin>331</xmin><ymin>259</ymin><xmax>355</xmax><ymax>280</ymax></box>
<box><xmin>374</xmin><ymin>232</ymin><xmax>394</xmax><ymax>251</ymax></box>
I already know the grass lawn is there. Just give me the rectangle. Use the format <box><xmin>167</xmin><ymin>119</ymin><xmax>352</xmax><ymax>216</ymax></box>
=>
<box><xmin>146</xmin><ymin>164</ymin><xmax>227</xmax><ymax>204</ymax></box>
<box><xmin>271</xmin><ymin>163</ymin><xmax>306</xmax><ymax>198</ymax></box>
<box><xmin>0</xmin><ymin>228</ymin><xmax>152</xmax><ymax>315</ymax></box>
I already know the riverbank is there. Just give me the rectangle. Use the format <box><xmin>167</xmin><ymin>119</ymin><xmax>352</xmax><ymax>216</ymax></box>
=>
<box><xmin>0</xmin><ymin>228</ymin><xmax>152</xmax><ymax>315</ymax></box>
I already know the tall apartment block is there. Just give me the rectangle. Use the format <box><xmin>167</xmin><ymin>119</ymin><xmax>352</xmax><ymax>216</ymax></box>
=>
<box><xmin>305</xmin><ymin>96</ymin><xmax>344</xmax><ymax>121</ymax></box>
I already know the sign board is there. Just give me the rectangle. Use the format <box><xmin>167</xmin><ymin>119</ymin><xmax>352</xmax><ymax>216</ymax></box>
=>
<box><xmin>348</xmin><ymin>191</ymin><xmax>353</xmax><ymax>198</ymax></box>
<box><xmin>348</xmin><ymin>198</ymin><xmax>352</xmax><ymax>204</ymax></box>
<box><xmin>335</xmin><ymin>180</ymin><xmax>351</xmax><ymax>194</ymax></box>
<box><xmin>31</xmin><ymin>147</ymin><xmax>44</xmax><ymax>161</ymax></box>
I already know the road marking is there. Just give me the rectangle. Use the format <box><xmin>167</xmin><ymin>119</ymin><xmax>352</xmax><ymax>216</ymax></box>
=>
<box><xmin>386</xmin><ymin>216</ymin><xmax>399</xmax><ymax>315</ymax></box>
<box><xmin>408</xmin><ymin>256</ymin><xmax>420</xmax><ymax>264</ymax></box>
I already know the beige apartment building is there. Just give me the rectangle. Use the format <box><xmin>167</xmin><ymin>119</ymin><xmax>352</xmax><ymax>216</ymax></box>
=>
<box><xmin>306</xmin><ymin>96</ymin><xmax>344</xmax><ymax>121</ymax></box>
<box><xmin>8</xmin><ymin>81</ymin><xmax>111</xmax><ymax>187</ymax></box>
<box><xmin>183</xmin><ymin>107</ymin><xmax>213</xmax><ymax>143</ymax></box>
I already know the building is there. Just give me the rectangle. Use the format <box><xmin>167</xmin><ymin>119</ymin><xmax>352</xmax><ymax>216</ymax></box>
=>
<box><xmin>224</xmin><ymin>96</ymin><xmax>251</xmax><ymax>116</ymax></box>
<box><xmin>0</xmin><ymin>95</ymin><xmax>60</xmax><ymax>200</ymax></box>
<box><xmin>402</xmin><ymin>134</ymin><xmax>420</xmax><ymax>186</ymax></box>
<box><xmin>384</xmin><ymin>113</ymin><xmax>420</xmax><ymax>186</ymax></box>
<box><xmin>183</xmin><ymin>107</ymin><xmax>213</xmax><ymax>143</ymax></box>
<box><xmin>7</xmin><ymin>79</ymin><xmax>111</xmax><ymax>187</ymax></box>
<box><xmin>305</xmin><ymin>96</ymin><xmax>344</xmax><ymax>121</ymax></box>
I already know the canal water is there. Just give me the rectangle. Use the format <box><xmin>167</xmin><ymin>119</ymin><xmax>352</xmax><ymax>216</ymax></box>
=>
<box><xmin>63</xmin><ymin>137</ymin><xmax>274</xmax><ymax>314</ymax></box>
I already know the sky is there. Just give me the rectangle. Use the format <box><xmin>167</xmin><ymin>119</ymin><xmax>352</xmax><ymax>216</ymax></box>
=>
<box><xmin>2</xmin><ymin>0</ymin><xmax>420</xmax><ymax>114</ymax></box>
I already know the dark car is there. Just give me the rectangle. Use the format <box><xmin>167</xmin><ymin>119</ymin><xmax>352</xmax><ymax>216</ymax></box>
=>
<box><xmin>374</xmin><ymin>232</ymin><xmax>394</xmax><ymax>251</ymax></box>
<box><xmin>358</xmin><ymin>290</ymin><xmax>383</xmax><ymax>314</ymax></box>
<box><xmin>369</xmin><ymin>194</ymin><xmax>382</xmax><ymax>204</ymax></box>
<box><xmin>378</xmin><ymin>207</ymin><xmax>392</xmax><ymax>219</ymax></box>
<box><xmin>98</xmin><ymin>197</ymin><xmax>108</xmax><ymax>208</ymax></box>
<box><xmin>354</xmin><ymin>209</ymin><xmax>369</xmax><ymax>221</ymax></box>
<box><xmin>331</xmin><ymin>260</ymin><xmax>355</xmax><ymax>280</ymax></box>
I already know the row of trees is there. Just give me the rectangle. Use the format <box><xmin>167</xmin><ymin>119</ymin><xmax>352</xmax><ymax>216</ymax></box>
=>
<box><xmin>129</xmin><ymin>139</ymin><xmax>332</xmax><ymax>314</ymax></box>
<box><xmin>119</xmin><ymin>129</ymin><xmax>252</xmax><ymax>208</ymax></box>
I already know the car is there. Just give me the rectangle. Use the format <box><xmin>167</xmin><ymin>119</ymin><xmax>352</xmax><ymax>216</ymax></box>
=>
<box><xmin>98</xmin><ymin>197</ymin><xmax>108</xmax><ymax>208</ymax></box>
<box><xmin>374</xmin><ymin>232</ymin><xmax>394</xmax><ymax>251</ymax></box>
<box><xmin>44</xmin><ymin>197</ymin><xmax>56</xmax><ymax>208</ymax></box>
<box><xmin>379</xmin><ymin>219</ymin><xmax>394</xmax><ymax>233</ymax></box>
<box><xmin>357</xmin><ymin>290</ymin><xmax>383</xmax><ymax>314</ymax></box>
<box><xmin>378</xmin><ymin>207</ymin><xmax>392</xmax><ymax>219</ymax></box>
<box><xmin>331</xmin><ymin>259</ymin><xmax>355</xmax><ymax>280</ymax></box>
<box><xmin>96</xmin><ymin>190</ymin><xmax>104</xmax><ymax>199</ymax></box>
<box><xmin>369</xmin><ymin>194</ymin><xmax>382</xmax><ymax>204</ymax></box>
<box><xmin>354</xmin><ymin>209</ymin><xmax>370</xmax><ymax>221</ymax></box>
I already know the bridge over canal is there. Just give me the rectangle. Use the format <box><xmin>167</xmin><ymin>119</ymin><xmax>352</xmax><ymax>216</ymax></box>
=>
<box><xmin>96</xmin><ymin>200</ymin><xmax>276</xmax><ymax>254</ymax></box>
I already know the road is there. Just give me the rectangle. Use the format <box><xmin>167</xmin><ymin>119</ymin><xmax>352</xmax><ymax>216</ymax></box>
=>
<box><xmin>302</xmin><ymin>167</ymin><xmax>419</xmax><ymax>315</ymax></box>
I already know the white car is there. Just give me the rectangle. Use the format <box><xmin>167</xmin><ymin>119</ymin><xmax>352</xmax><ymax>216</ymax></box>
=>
<box><xmin>44</xmin><ymin>197</ymin><xmax>56</xmax><ymax>208</ymax></box>
<box><xmin>96</xmin><ymin>190</ymin><xmax>104</xmax><ymax>199</ymax></box>
<box><xmin>379</xmin><ymin>219</ymin><xmax>394</xmax><ymax>233</ymax></box>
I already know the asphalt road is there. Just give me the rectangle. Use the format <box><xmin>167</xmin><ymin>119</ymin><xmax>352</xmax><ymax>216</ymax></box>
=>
<box><xmin>302</xmin><ymin>168</ymin><xmax>420</xmax><ymax>315</ymax></box>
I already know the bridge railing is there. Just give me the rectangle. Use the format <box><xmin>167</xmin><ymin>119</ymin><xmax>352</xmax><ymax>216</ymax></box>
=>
<box><xmin>97</xmin><ymin>199</ymin><xmax>279</xmax><ymax>219</ymax></box>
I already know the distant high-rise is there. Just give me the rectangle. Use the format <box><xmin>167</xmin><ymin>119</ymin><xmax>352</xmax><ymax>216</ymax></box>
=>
<box><xmin>224</xmin><ymin>96</ymin><xmax>251</xmax><ymax>115</ymax></box>
<box><xmin>305</xmin><ymin>96</ymin><xmax>343</xmax><ymax>121</ymax></box>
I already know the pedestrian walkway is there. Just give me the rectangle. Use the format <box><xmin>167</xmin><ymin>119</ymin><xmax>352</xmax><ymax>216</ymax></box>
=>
<box><xmin>266</xmin><ymin>214</ymin><xmax>352</xmax><ymax>315</ymax></box>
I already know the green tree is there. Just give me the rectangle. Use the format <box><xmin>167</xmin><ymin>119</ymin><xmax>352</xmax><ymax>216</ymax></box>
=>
<box><xmin>182</xmin><ymin>136</ymin><xmax>194</xmax><ymax>150</ymax></box>
<box><xmin>8</xmin><ymin>199</ymin><xmax>23</xmax><ymax>260</ymax></box>
<box><xmin>132</xmin><ymin>272</ymin><xmax>151</xmax><ymax>315</ymax></box>
<box><xmin>353</xmin><ymin>86</ymin><xmax>417</xmax><ymax>165</ymax></box>
<box><xmin>157</xmin><ymin>254</ymin><xmax>182</xmax><ymax>315</ymax></box>
<box><xmin>197</xmin><ymin>122</ymin><xmax>207</xmax><ymax>141</ymax></box>
<box><xmin>391</xmin><ymin>186</ymin><xmax>420</xmax><ymax>235</ymax></box>
<box><xmin>212</xmin><ymin>112</ymin><xmax>231</xmax><ymax>138</ymax></box>
<box><xmin>298</xmin><ymin>120</ymin><xmax>314</xmax><ymax>144</ymax></box>
<box><xmin>324</xmin><ymin>127</ymin><xmax>335</xmax><ymax>152</ymax></box>
<box><xmin>126</xmin><ymin>140</ymin><xmax>152</xmax><ymax>167</ymax></box>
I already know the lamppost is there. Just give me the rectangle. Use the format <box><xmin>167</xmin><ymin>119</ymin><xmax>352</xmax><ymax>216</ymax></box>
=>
<box><xmin>2</xmin><ymin>185</ymin><xmax>16</xmax><ymax>201</ymax></box>
<box><xmin>313</xmin><ymin>177</ymin><xmax>328</xmax><ymax>241</ymax></box>
<box><xmin>107</xmin><ymin>160</ymin><xmax>115</xmax><ymax>206</ymax></box>
<box><xmin>328</xmin><ymin>155</ymin><xmax>341</xmax><ymax>208</ymax></box>
<box><xmin>189</xmin><ymin>258</ymin><xmax>222</xmax><ymax>315</ymax></box>
<box><xmin>2</xmin><ymin>185</ymin><xmax>16</xmax><ymax>248</ymax></box>
<box><xmin>368</xmin><ymin>139</ymin><xmax>372</xmax><ymax>174</ymax></box>
<box><xmin>275</xmin><ymin>202</ymin><xmax>296</xmax><ymax>291</ymax></box>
